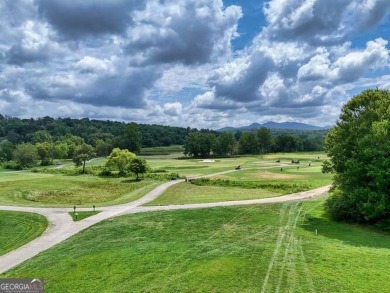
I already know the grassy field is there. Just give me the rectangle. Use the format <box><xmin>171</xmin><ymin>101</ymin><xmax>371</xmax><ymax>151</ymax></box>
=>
<box><xmin>3</xmin><ymin>200</ymin><xmax>389</xmax><ymax>292</ymax></box>
<box><xmin>147</xmin><ymin>181</ymin><xmax>282</xmax><ymax>205</ymax></box>
<box><xmin>220</xmin><ymin>165</ymin><xmax>331</xmax><ymax>188</ymax></box>
<box><xmin>0</xmin><ymin>172</ymin><xmax>162</xmax><ymax>207</ymax></box>
<box><xmin>146</xmin><ymin>152</ymin><xmax>326</xmax><ymax>177</ymax></box>
<box><xmin>0</xmin><ymin>211</ymin><xmax>48</xmax><ymax>256</ymax></box>
<box><xmin>0</xmin><ymin>153</ymin><xmax>328</xmax><ymax>207</ymax></box>
<box><xmin>148</xmin><ymin>163</ymin><xmax>331</xmax><ymax>205</ymax></box>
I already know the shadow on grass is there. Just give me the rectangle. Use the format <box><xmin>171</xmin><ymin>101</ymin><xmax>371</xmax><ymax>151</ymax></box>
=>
<box><xmin>301</xmin><ymin>215</ymin><xmax>390</xmax><ymax>249</ymax></box>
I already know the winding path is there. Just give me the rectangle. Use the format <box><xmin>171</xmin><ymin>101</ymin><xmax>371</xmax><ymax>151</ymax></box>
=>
<box><xmin>0</xmin><ymin>169</ymin><xmax>330</xmax><ymax>274</ymax></box>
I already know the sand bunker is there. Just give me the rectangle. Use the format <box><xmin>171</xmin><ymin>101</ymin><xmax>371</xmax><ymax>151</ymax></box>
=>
<box><xmin>201</xmin><ymin>159</ymin><xmax>216</xmax><ymax>163</ymax></box>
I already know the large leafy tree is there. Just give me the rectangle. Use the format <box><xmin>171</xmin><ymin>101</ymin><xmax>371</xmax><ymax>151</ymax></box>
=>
<box><xmin>238</xmin><ymin>132</ymin><xmax>258</xmax><ymax>154</ymax></box>
<box><xmin>13</xmin><ymin>143</ymin><xmax>38</xmax><ymax>167</ymax></box>
<box><xmin>32</xmin><ymin>130</ymin><xmax>52</xmax><ymax>144</ymax></box>
<box><xmin>121</xmin><ymin>123</ymin><xmax>141</xmax><ymax>153</ymax></box>
<box><xmin>323</xmin><ymin>89</ymin><xmax>390</xmax><ymax>224</ymax></box>
<box><xmin>73</xmin><ymin>143</ymin><xmax>95</xmax><ymax>174</ymax></box>
<box><xmin>53</xmin><ymin>142</ymin><xmax>69</xmax><ymax>159</ymax></box>
<box><xmin>213</xmin><ymin>132</ymin><xmax>236</xmax><ymax>157</ymax></box>
<box><xmin>36</xmin><ymin>141</ymin><xmax>53</xmax><ymax>165</ymax></box>
<box><xmin>127</xmin><ymin>157</ymin><xmax>148</xmax><ymax>180</ymax></box>
<box><xmin>257</xmin><ymin>127</ymin><xmax>272</xmax><ymax>154</ymax></box>
<box><xmin>184</xmin><ymin>132</ymin><xmax>216</xmax><ymax>158</ymax></box>
<box><xmin>105</xmin><ymin>148</ymin><xmax>136</xmax><ymax>175</ymax></box>
<box><xmin>0</xmin><ymin>140</ymin><xmax>15</xmax><ymax>162</ymax></box>
<box><xmin>274</xmin><ymin>134</ymin><xmax>296</xmax><ymax>152</ymax></box>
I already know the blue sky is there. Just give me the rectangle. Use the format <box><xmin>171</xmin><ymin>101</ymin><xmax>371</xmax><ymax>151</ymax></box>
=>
<box><xmin>0</xmin><ymin>0</ymin><xmax>389</xmax><ymax>129</ymax></box>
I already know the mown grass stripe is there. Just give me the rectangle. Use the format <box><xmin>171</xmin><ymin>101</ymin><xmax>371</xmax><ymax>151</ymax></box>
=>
<box><xmin>0</xmin><ymin>211</ymin><xmax>48</xmax><ymax>256</ymax></box>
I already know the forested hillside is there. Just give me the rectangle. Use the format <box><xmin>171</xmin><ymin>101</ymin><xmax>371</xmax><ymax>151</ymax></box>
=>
<box><xmin>0</xmin><ymin>115</ymin><xmax>193</xmax><ymax>147</ymax></box>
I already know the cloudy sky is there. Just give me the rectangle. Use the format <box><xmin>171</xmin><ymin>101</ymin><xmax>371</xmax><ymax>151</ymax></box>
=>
<box><xmin>1</xmin><ymin>0</ymin><xmax>389</xmax><ymax>128</ymax></box>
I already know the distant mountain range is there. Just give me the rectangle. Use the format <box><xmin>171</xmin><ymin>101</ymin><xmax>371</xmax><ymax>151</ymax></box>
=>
<box><xmin>218</xmin><ymin>121</ymin><xmax>331</xmax><ymax>132</ymax></box>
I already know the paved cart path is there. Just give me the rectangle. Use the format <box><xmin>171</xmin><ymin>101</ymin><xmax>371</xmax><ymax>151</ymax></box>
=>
<box><xmin>0</xmin><ymin>168</ymin><xmax>330</xmax><ymax>274</ymax></box>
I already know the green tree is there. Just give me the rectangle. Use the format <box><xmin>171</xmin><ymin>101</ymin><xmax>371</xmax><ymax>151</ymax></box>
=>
<box><xmin>127</xmin><ymin>157</ymin><xmax>148</xmax><ymax>180</ymax></box>
<box><xmin>96</xmin><ymin>139</ymin><xmax>113</xmax><ymax>157</ymax></box>
<box><xmin>32</xmin><ymin>130</ymin><xmax>52</xmax><ymax>144</ymax></box>
<box><xmin>105</xmin><ymin>148</ymin><xmax>136</xmax><ymax>175</ymax></box>
<box><xmin>61</xmin><ymin>135</ymin><xmax>84</xmax><ymax>159</ymax></box>
<box><xmin>238</xmin><ymin>132</ymin><xmax>258</xmax><ymax>154</ymax></box>
<box><xmin>213</xmin><ymin>132</ymin><xmax>236</xmax><ymax>157</ymax></box>
<box><xmin>13</xmin><ymin>143</ymin><xmax>38</xmax><ymax>167</ymax></box>
<box><xmin>73</xmin><ymin>143</ymin><xmax>95</xmax><ymax>174</ymax></box>
<box><xmin>122</xmin><ymin>123</ymin><xmax>141</xmax><ymax>153</ymax></box>
<box><xmin>184</xmin><ymin>132</ymin><xmax>216</xmax><ymax>158</ymax></box>
<box><xmin>274</xmin><ymin>134</ymin><xmax>296</xmax><ymax>152</ymax></box>
<box><xmin>0</xmin><ymin>140</ymin><xmax>15</xmax><ymax>162</ymax></box>
<box><xmin>53</xmin><ymin>142</ymin><xmax>69</xmax><ymax>159</ymax></box>
<box><xmin>36</xmin><ymin>142</ymin><xmax>53</xmax><ymax>165</ymax></box>
<box><xmin>234</xmin><ymin>130</ymin><xmax>242</xmax><ymax>141</ymax></box>
<box><xmin>257</xmin><ymin>127</ymin><xmax>272</xmax><ymax>154</ymax></box>
<box><xmin>323</xmin><ymin>89</ymin><xmax>390</xmax><ymax>224</ymax></box>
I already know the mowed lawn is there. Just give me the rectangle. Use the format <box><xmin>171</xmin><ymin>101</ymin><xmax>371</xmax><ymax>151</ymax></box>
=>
<box><xmin>2</xmin><ymin>200</ymin><xmax>389</xmax><ymax>293</ymax></box>
<box><xmin>147</xmin><ymin>181</ymin><xmax>283</xmax><ymax>205</ymax></box>
<box><xmin>0</xmin><ymin>172</ymin><xmax>162</xmax><ymax>207</ymax></box>
<box><xmin>145</xmin><ymin>155</ymin><xmax>282</xmax><ymax>177</ymax></box>
<box><xmin>221</xmin><ymin>165</ymin><xmax>331</xmax><ymax>189</ymax></box>
<box><xmin>0</xmin><ymin>211</ymin><xmax>48</xmax><ymax>256</ymax></box>
<box><xmin>0</xmin><ymin>153</ymin><xmax>329</xmax><ymax>207</ymax></box>
<box><xmin>148</xmin><ymin>165</ymin><xmax>331</xmax><ymax>205</ymax></box>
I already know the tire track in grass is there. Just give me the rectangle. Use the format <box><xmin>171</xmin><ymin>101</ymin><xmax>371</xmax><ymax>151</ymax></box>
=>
<box><xmin>260</xmin><ymin>202</ymin><xmax>298</xmax><ymax>293</ymax></box>
<box><xmin>275</xmin><ymin>205</ymin><xmax>302</xmax><ymax>293</ymax></box>
<box><xmin>297</xmin><ymin>237</ymin><xmax>316</xmax><ymax>293</ymax></box>
<box><xmin>279</xmin><ymin>204</ymin><xmax>316</xmax><ymax>293</ymax></box>
<box><xmin>251</xmin><ymin>203</ymin><xmax>289</xmax><ymax>281</ymax></box>
<box><xmin>261</xmin><ymin>203</ymin><xmax>308</xmax><ymax>293</ymax></box>
<box><xmin>250</xmin><ymin>203</ymin><xmax>290</xmax><ymax>278</ymax></box>
<box><xmin>286</xmin><ymin>233</ymin><xmax>299</xmax><ymax>292</ymax></box>
<box><xmin>294</xmin><ymin>201</ymin><xmax>321</xmax><ymax>293</ymax></box>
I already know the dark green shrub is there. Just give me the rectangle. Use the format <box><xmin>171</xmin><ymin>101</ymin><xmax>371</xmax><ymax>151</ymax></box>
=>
<box><xmin>3</xmin><ymin>162</ymin><xmax>23</xmax><ymax>170</ymax></box>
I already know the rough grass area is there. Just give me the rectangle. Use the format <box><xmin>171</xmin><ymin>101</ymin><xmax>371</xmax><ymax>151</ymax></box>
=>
<box><xmin>69</xmin><ymin>211</ymin><xmax>100</xmax><ymax>221</ymax></box>
<box><xmin>146</xmin><ymin>181</ymin><xmax>282</xmax><ymax>205</ymax></box>
<box><xmin>3</xmin><ymin>200</ymin><xmax>389</xmax><ymax>292</ymax></box>
<box><xmin>148</xmin><ymin>164</ymin><xmax>331</xmax><ymax>205</ymax></box>
<box><xmin>0</xmin><ymin>173</ymin><xmax>162</xmax><ymax>207</ymax></box>
<box><xmin>146</xmin><ymin>152</ymin><xmax>327</xmax><ymax>177</ymax></box>
<box><xmin>0</xmin><ymin>153</ymin><xmax>329</xmax><ymax>207</ymax></box>
<box><xmin>0</xmin><ymin>211</ymin><xmax>48</xmax><ymax>256</ymax></box>
<box><xmin>190</xmin><ymin>178</ymin><xmax>310</xmax><ymax>192</ymax></box>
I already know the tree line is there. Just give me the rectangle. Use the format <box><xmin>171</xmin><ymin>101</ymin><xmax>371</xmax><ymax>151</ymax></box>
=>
<box><xmin>184</xmin><ymin>127</ymin><xmax>326</xmax><ymax>157</ymax></box>
<box><xmin>0</xmin><ymin>115</ymin><xmax>191</xmax><ymax>150</ymax></box>
<box><xmin>0</xmin><ymin>114</ymin><xmax>326</xmax><ymax>168</ymax></box>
